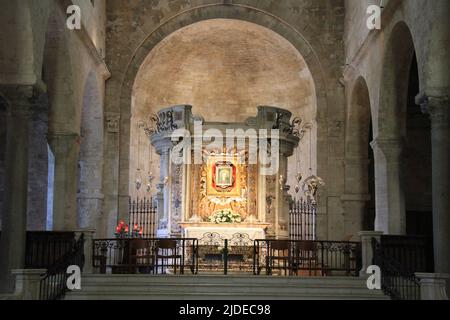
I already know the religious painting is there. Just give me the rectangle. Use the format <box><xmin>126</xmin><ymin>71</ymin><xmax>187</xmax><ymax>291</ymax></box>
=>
<box><xmin>214</xmin><ymin>163</ymin><xmax>234</xmax><ymax>189</ymax></box>
<box><xmin>206</xmin><ymin>155</ymin><xmax>241</xmax><ymax>197</ymax></box>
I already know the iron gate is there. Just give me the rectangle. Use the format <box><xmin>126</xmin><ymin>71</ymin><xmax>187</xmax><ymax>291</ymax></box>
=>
<box><xmin>290</xmin><ymin>198</ymin><xmax>317</xmax><ymax>240</ymax></box>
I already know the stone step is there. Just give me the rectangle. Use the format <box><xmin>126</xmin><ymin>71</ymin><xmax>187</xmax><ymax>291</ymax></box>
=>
<box><xmin>65</xmin><ymin>275</ymin><xmax>390</xmax><ymax>300</ymax></box>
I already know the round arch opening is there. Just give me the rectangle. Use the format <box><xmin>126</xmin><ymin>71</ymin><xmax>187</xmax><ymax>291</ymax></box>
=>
<box><xmin>129</xmin><ymin>18</ymin><xmax>318</xmax><ymax>198</ymax></box>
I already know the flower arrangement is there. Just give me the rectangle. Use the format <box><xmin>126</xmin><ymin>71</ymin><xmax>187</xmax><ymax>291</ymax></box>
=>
<box><xmin>209</xmin><ymin>209</ymin><xmax>242</xmax><ymax>224</ymax></box>
<box><xmin>115</xmin><ymin>221</ymin><xmax>143</xmax><ymax>238</ymax></box>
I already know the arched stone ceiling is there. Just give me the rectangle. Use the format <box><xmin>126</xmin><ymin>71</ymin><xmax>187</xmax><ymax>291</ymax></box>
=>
<box><xmin>132</xmin><ymin>18</ymin><xmax>316</xmax><ymax>123</ymax></box>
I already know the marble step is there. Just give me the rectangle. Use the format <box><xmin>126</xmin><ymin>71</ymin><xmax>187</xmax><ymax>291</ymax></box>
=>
<box><xmin>65</xmin><ymin>275</ymin><xmax>390</xmax><ymax>300</ymax></box>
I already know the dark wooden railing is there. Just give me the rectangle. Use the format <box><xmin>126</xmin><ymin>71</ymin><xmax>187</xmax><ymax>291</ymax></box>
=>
<box><xmin>290</xmin><ymin>198</ymin><xmax>317</xmax><ymax>240</ymax></box>
<box><xmin>372</xmin><ymin>237</ymin><xmax>421</xmax><ymax>300</ymax></box>
<box><xmin>129</xmin><ymin>198</ymin><xmax>158</xmax><ymax>238</ymax></box>
<box><xmin>253</xmin><ymin>239</ymin><xmax>361</xmax><ymax>277</ymax></box>
<box><xmin>39</xmin><ymin>233</ymin><xmax>85</xmax><ymax>300</ymax></box>
<box><xmin>93</xmin><ymin>238</ymin><xmax>198</xmax><ymax>275</ymax></box>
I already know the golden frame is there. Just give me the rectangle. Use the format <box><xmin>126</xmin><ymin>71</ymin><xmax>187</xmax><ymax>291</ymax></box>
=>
<box><xmin>206</xmin><ymin>155</ymin><xmax>242</xmax><ymax>197</ymax></box>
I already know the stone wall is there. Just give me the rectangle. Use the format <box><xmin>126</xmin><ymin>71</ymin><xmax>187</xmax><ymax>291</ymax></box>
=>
<box><xmin>26</xmin><ymin>105</ymin><xmax>49</xmax><ymax>231</ymax></box>
<box><xmin>0</xmin><ymin>0</ymin><xmax>109</xmax><ymax>233</ymax></box>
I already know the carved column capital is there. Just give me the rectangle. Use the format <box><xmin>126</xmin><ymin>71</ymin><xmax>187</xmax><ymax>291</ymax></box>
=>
<box><xmin>1</xmin><ymin>85</ymin><xmax>47</xmax><ymax>116</ymax></box>
<box><xmin>47</xmin><ymin>133</ymin><xmax>80</xmax><ymax>155</ymax></box>
<box><xmin>417</xmin><ymin>94</ymin><xmax>450</xmax><ymax>128</ymax></box>
<box><xmin>105</xmin><ymin>112</ymin><xmax>120</xmax><ymax>133</ymax></box>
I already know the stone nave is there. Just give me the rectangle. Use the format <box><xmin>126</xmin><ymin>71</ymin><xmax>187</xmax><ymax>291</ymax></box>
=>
<box><xmin>0</xmin><ymin>0</ymin><xmax>449</xmax><ymax>300</ymax></box>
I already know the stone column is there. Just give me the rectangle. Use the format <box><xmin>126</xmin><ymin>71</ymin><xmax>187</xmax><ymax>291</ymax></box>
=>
<box><xmin>419</xmin><ymin>96</ymin><xmax>450</xmax><ymax>274</ymax></box>
<box><xmin>276</xmin><ymin>144</ymin><xmax>290</xmax><ymax>239</ymax></box>
<box><xmin>101</xmin><ymin>112</ymin><xmax>120</xmax><ymax>238</ymax></box>
<box><xmin>342</xmin><ymin>157</ymin><xmax>371</xmax><ymax>238</ymax></box>
<box><xmin>77</xmin><ymin>149</ymin><xmax>104</xmax><ymax>230</ymax></box>
<box><xmin>370</xmin><ymin>139</ymin><xmax>406</xmax><ymax>235</ymax></box>
<box><xmin>27</xmin><ymin>103</ymin><xmax>49</xmax><ymax>230</ymax></box>
<box><xmin>342</xmin><ymin>194</ymin><xmax>372</xmax><ymax>239</ymax></box>
<box><xmin>358</xmin><ymin>231</ymin><xmax>383</xmax><ymax>277</ymax></box>
<box><xmin>75</xmin><ymin>229</ymin><xmax>95</xmax><ymax>274</ymax></box>
<box><xmin>47</xmin><ymin>133</ymin><xmax>80</xmax><ymax>230</ymax></box>
<box><xmin>415</xmin><ymin>273</ymin><xmax>450</xmax><ymax>300</ymax></box>
<box><xmin>0</xmin><ymin>101</ymin><xmax>7</xmax><ymax>235</ymax></box>
<box><xmin>155</xmin><ymin>183</ymin><xmax>165</xmax><ymax>224</ymax></box>
<box><xmin>156</xmin><ymin>148</ymin><xmax>170</xmax><ymax>237</ymax></box>
<box><xmin>77</xmin><ymin>192</ymin><xmax>104</xmax><ymax>230</ymax></box>
<box><xmin>0</xmin><ymin>91</ymin><xmax>31</xmax><ymax>293</ymax></box>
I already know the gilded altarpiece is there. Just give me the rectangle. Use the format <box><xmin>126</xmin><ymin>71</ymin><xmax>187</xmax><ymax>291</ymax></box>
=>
<box><xmin>150</xmin><ymin>105</ymin><xmax>299</xmax><ymax>239</ymax></box>
<box><xmin>191</xmin><ymin>151</ymin><xmax>257</xmax><ymax>222</ymax></box>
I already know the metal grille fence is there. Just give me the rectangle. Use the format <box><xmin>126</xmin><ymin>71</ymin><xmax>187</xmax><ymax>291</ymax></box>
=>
<box><xmin>289</xmin><ymin>198</ymin><xmax>317</xmax><ymax>240</ymax></box>
<box><xmin>129</xmin><ymin>198</ymin><xmax>157</xmax><ymax>238</ymax></box>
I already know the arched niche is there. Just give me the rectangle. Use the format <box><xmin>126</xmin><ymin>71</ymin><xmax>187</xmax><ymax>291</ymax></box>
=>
<box><xmin>129</xmin><ymin>19</ymin><xmax>318</xmax><ymax>202</ymax></box>
<box><xmin>373</xmin><ymin>21</ymin><xmax>431</xmax><ymax>235</ymax></box>
<box><xmin>343</xmin><ymin>76</ymin><xmax>375</xmax><ymax>237</ymax></box>
<box><xmin>116</xmin><ymin>4</ymin><xmax>329</xmax><ymax>217</ymax></box>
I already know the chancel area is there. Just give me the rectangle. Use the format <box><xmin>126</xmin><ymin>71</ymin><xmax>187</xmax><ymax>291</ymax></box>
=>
<box><xmin>0</xmin><ymin>0</ymin><xmax>449</xmax><ymax>300</ymax></box>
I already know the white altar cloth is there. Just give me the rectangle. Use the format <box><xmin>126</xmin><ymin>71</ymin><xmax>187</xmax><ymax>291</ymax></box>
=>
<box><xmin>181</xmin><ymin>224</ymin><xmax>267</xmax><ymax>241</ymax></box>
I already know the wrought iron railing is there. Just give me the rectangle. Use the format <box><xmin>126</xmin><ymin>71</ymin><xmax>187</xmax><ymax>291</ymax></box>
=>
<box><xmin>197</xmin><ymin>233</ymin><xmax>254</xmax><ymax>275</ymax></box>
<box><xmin>372</xmin><ymin>238</ymin><xmax>421</xmax><ymax>300</ymax></box>
<box><xmin>25</xmin><ymin>232</ymin><xmax>77</xmax><ymax>269</ymax></box>
<box><xmin>92</xmin><ymin>238</ymin><xmax>198</xmax><ymax>275</ymax></box>
<box><xmin>253</xmin><ymin>239</ymin><xmax>361</xmax><ymax>277</ymax></box>
<box><xmin>378</xmin><ymin>235</ymin><xmax>434</xmax><ymax>273</ymax></box>
<box><xmin>129</xmin><ymin>198</ymin><xmax>158</xmax><ymax>238</ymax></box>
<box><xmin>39</xmin><ymin>233</ymin><xmax>85</xmax><ymax>300</ymax></box>
<box><xmin>290</xmin><ymin>198</ymin><xmax>317</xmax><ymax>240</ymax></box>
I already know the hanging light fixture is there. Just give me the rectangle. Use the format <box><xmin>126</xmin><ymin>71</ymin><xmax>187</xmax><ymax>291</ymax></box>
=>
<box><xmin>294</xmin><ymin>138</ymin><xmax>303</xmax><ymax>194</ymax></box>
<box><xmin>135</xmin><ymin>122</ymin><xmax>144</xmax><ymax>191</ymax></box>
<box><xmin>301</xmin><ymin>124</ymin><xmax>325</xmax><ymax>204</ymax></box>
<box><xmin>147</xmin><ymin>139</ymin><xmax>155</xmax><ymax>193</ymax></box>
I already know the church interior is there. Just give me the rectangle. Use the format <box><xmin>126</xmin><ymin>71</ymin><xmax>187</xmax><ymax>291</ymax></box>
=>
<box><xmin>0</xmin><ymin>0</ymin><xmax>449</xmax><ymax>301</ymax></box>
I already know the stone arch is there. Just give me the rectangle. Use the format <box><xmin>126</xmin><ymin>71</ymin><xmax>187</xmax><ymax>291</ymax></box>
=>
<box><xmin>343</xmin><ymin>76</ymin><xmax>374</xmax><ymax>236</ymax></box>
<box><xmin>130</xmin><ymin>18</ymin><xmax>318</xmax><ymax>200</ymax></box>
<box><xmin>372</xmin><ymin>21</ymin><xmax>425</xmax><ymax>235</ymax></box>
<box><xmin>117</xmin><ymin>4</ymin><xmax>329</xmax><ymax>209</ymax></box>
<box><xmin>77</xmin><ymin>72</ymin><xmax>104</xmax><ymax>229</ymax></box>
<box><xmin>0</xmin><ymin>1</ymin><xmax>49</xmax><ymax>86</ymax></box>
<box><xmin>347</xmin><ymin>77</ymin><xmax>372</xmax><ymax>164</ymax></box>
<box><xmin>378</xmin><ymin>21</ymin><xmax>417</xmax><ymax>140</ymax></box>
